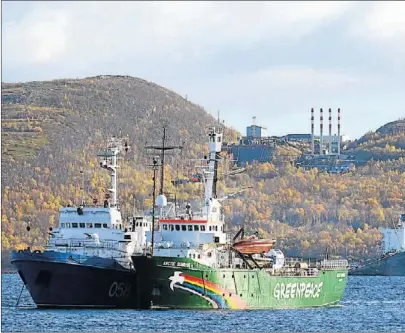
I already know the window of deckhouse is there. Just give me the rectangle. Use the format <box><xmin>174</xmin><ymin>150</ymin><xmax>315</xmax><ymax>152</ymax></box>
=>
<box><xmin>79</xmin><ymin>223</ymin><xmax>85</xmax><ymax>228</ymax></box>
<box><xmin>182</xmin><ymin>225</ymin><xmax>187</xmax><ymax>231</ymax></box>
<box><xmin>201</xmin><ymin>225</ymin><xmax>205</xmax><ymax>231</ymax></box>
<box><xmin>72</xmin><ymin>223</ymin><xmax>78</xmax><ymax>228</ymax></box>
<box><xmin>194</xmin><ymin>225</ymin><xmax>199</xmax><ymax>231</ymax></box>
<box><xmin>163</xmin><ymin>224</ymin><xmax>168</xmax><ymax>230</ymax></box>
<box><xmin>175</xmin><ymin>225</ymin><xmax>180</xmax><ymax>231</ymax></box>
<box><xmin>188</xmin><ymin>225</ymin><xmax>193</xmax><ymax>231</ymax></box>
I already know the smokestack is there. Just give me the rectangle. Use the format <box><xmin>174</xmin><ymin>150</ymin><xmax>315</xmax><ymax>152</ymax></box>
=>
<box><xmin>337</xmin><ymin>108</ymin><xmax>341</xmax><ymax>155</ymax></box>
<box><xmin>311</xmin><ymin>108</ymin><xmax>315</xmax><ymax>155</ymax></box>
<box><xmin>252</xmin><ymin>116</ymin><xmax>256</xmax><ymax>138</ymax></box>
<box><xmin>328</xmin><ymin>108</ymin><xmax>332</xmax><ymax>154</ymax></box>
<box><xmin>320</xmin><ymin>108</ymin><xmax>324</xmax><ymax>155</ymax></box>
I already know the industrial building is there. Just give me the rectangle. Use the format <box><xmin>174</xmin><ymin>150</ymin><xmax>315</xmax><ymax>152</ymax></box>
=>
<box><xmin>222</xmin><ymin>110</ymin><xmax>355</xmax><ymax>172</ymax></box>
<box><xmin>222</xmin><ymin>117</ymin><xmax>275</xmax><ymax>166</ymax></box>
<box><xmin>296</xmin><ymin>108</ymin><xmax>359</xmax><ymax>173</ymax></box>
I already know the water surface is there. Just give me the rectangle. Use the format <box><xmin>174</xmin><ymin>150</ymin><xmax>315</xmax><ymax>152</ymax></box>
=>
<box><xmin>2</xmin><ymin>274</ymin><xmax>404</xmax><ymax>332</ymax></box>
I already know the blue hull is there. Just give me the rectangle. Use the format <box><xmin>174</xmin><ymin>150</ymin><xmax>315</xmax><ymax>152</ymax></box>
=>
<box><xmin>349</xmin><ymin>251</ymin><xmax>405</xmax><ymax>276</ymax></box>
<box><xmin>11</xmin><ymin>250</ymin><xmax>138</xmax><ymax>308</ymax></box>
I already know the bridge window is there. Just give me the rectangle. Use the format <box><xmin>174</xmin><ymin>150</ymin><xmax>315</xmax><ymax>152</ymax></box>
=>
<box><xmin>86</xmin><ymin>223</ymin><xmax>93</xmax><ymax>228</ymax></box>
<box><xmin>79</xmin><ymin>223</ymin><xmax>85</xmax><ymax>228</ymax></box>
<box><xmin>209</xmin><ymin>226</ymin><xmax>212</xmax><ymax>231</ymax></box>
<box><xmin>169</xmin><ymin>225</ymin><xmax>174</xmax><ymax>231</ymax></box>
<box><xmin>175</xmin><ymin>225</ymin><xmax>180</xmax><ymax>231</ymax></box>
<box><xmin>181</xmin><ymin>225</ymin><xmax>187</xmax><ymax>231</ymax></box>
<box><xmin>72</xmin><ymin>223</ymin><xmax>78</xmax><ymax>228</ymax></box>
<box><xmin>61</xmin><ymin>223</ymin><xmax>65</xmax><ymax>228</ymax></box>
<box><xmin>95</xmin><ymin>223</ymin><xmax>102</xmax><ymax>228</ymax></box>
<box><xmin>194</xmin><ymin>225</ymin><xmax>199</xmax><ymax>231</ymax></box>
<box><xmin>201</xmin><ymin>225</ymin><xmax>205</xmax><ymax>231</ymax></box>
<box><xmin>188</xmin><ymin>225</ymin><xmax>193</xmax><ymax>231</ymax></box>
<box><xmin>215</xmin><ymin>226</ymin><xmax>218</xmax><ymax>231</ymax></box>
<box><xmin>66</xmin><ymin>223</ymin><xmax>71</xmax><ymax>228</ymax></box>
<box><xmin>103</xmin><ymin>223</ymin><xmax>108</xmax><ymax>228</ymax></box>
<box><xmin>217</xmin><ymin>137</ymin><xmax>221</xmax><ymax>142</ymax></box>
<box><xmin>163</xmin><ymin>224</ymin><xmax>168</xmax><ymax>230</ymax></box>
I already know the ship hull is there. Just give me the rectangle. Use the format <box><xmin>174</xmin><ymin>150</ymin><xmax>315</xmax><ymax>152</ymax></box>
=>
<box><xmin>11</xmin><ymin>250</ymin><xmax>137</xmax><ymax>308</ymax></box>
<box><xmin>132</xmin><ymin>256</ymin><xmax>348</xmax><ymax>310</ymax></box>
<box><xmin>349</xmin><ymin>251</ymin><xmax>405</xmax><ymax>276</ymax></box>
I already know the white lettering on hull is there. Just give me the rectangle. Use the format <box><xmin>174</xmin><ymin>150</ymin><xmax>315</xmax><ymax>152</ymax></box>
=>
<box><xmin>108</xmin><ymin>282</ymin><xmax>131</xmax><ymax>298</ymax></box>
<box><xmin>273</xmin><ymin>282</ymin><xmax>323</xmax><ymax>300</ymax></box>
<box><xmin>162</xmin><ymin>261</ymin><xmax>191</xmax><ymax>268</ymax></box>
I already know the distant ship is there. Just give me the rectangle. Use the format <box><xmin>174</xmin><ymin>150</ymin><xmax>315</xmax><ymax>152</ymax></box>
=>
<box><xmin>11</xmin><ymin>137</ymin><xmax>151</xmax><ymax>308</ymax></box>
<box><xmin>349</xmin><ymin>214</ymin><xmax>405</xmax><ymax>276</ymax></box>
<box><xmin>132</xmin><ymin>127</ymin><xmax>348</xmax><ymax>310</ymax></box>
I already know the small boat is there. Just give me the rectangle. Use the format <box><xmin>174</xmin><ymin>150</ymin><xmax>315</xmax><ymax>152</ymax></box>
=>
<box><xmin>232</xmin><ymin>236</ymin><xmax>276</xmax><ymax>254</ymax></box>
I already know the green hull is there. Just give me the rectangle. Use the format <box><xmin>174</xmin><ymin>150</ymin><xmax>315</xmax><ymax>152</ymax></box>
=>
<box><xmin>132</xmin><ymin>256</ymin><xmax>348</xmax><ymax>309</ymax></box>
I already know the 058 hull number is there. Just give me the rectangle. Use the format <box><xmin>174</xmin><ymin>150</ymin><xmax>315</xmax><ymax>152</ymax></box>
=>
<box><xmin>109</xmin><ymin>282</ymin><xmax>131</xmax><ymax>298</ymax></box>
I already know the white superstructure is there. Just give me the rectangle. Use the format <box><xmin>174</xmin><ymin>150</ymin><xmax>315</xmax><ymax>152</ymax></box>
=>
<box><xmin>140</xmin><ymin>127</ymin><xmax>237</xmax><ymax>267</ymax></box>
<box><xmin>47</xmin><ymin>137</ymin><xmax>151</xmax><ymax>269</ymax></box>
<box><xmin>380</xmin><ymin>214</ymin><xmax>405</xmax><ymax>253</ymax></box>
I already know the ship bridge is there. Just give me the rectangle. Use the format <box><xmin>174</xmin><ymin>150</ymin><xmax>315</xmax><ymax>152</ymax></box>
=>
<box><xmin>56</xmin><ymin>206</ymin><xmax>124</xmax><ymax>241</ymax></box>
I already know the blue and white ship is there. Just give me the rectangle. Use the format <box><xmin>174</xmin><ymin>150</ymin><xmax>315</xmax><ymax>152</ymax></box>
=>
<box><xmin>11</xmin><ymin>137</ymin><xmax>151</xmax><ymax>308</ymax></box>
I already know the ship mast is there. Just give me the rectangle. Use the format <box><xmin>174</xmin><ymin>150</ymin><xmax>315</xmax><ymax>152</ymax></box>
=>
<box><xmin>203</xmin><ymin>127</ymin><xmax>223</xmax><ymax>215</ymax></box>
<box><xmin>145</xmin><ymin>127</ymin><xmax>182</xmax><ymax>199</ymax></box>
<box><xmin>98</xmin><ymin>137</ymin><xmax>128</xmax><ymax>207</ymax></box>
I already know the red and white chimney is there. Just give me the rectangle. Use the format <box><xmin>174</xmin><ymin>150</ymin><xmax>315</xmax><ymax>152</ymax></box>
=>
<box><xmin>311</xmin><ymin>108</ymin><xmax>315</xmax><ymax>155</ymax></box>
<box><xmin>320</xmin><ymin>108</ymin><xmax>324</xmax><ymax>154</ymax></box>
<box><xmin>337</xmin><ymin>108</ymin><xmax>341</xmax><ymax>155</ymax></box>
<box><xmin>328</xmin><ymin>108</ymin><xmax>332</xmax><ymax>154</ymax></box>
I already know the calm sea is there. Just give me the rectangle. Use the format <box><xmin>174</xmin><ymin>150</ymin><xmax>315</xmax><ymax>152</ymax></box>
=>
<box><xmin>1</xmin><ymin>274</ymin><xmax>404</xmax><ymax>332</ymax></box>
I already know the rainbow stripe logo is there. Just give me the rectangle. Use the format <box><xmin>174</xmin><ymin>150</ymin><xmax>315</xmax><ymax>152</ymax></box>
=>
<box><xmin>168</xmin><ymin>271</ymin><xmax>248</xmax><ymax>309</ymax></box>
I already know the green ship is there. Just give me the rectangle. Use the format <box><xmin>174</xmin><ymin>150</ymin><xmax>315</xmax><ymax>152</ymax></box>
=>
<box><xmin>132</xmin><ymin>127</ymin><xmax>348</xmax><ymax>309</ymax></box>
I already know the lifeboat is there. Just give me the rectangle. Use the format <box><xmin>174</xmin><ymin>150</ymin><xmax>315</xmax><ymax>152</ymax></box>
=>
<box><xmin>232</xmin><ymin>235</ymin><xmax>276</xmax><ymax>254</ymax></box>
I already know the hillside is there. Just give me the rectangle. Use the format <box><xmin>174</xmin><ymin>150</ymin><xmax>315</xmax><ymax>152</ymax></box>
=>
<box><xmin>347</xmin><ymin>119</ymin><xmax>405</xmax><ymax>161</ymax></box>
<box><xmin>2</xmin><ymin>75</ymin><xmax>241</xmax><ymax>192</ymax></box>
<box><xmin>1</xmin><ymin>76</ymin><xmax>405</xmax><ymax>270</ymax></box>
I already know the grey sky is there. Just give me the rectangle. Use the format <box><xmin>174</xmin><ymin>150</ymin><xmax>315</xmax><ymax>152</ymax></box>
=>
<box><xmin>2</xmin><ymin>1</ymin><xmax>405</xmax><ymax>139</ymax></box>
